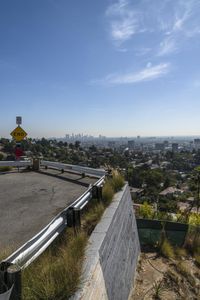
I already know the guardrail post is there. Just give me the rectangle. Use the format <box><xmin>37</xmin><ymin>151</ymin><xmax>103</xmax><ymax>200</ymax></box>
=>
<box><xmin>92</xmin><ymin>186</ymin><xmax>103</xmax><ymax>201</ymax></box>
<box><xmin>0</xmin><ymin>263</ymin><xmax>21</xmax><ymax>300</ymax></box>
<box><xmin>74</xmin><ymin>210</ymin><xmax>81</xmax><ymax>227</ymax></box>
<box><xmin>7</xmin><ymin>265</ymin><xmax>21</xmax><ymax>300</ymax></box>
<box><xmin>92</xmin><ymin>186</ymin><xmax>98</xmax><ymax>199</ymax></box>
<box><xmin>32</xmin><ymin>158</ymin><xmax>40</xmax><ymax>171</ymax></box>
<box><xmin>97</xmin><ymin>186</ymin><xmax>103</xmax><ymax>201</ymax></box>
<box><xmin>66</xmin><ymin>207</ymin><xmax>74</xmax><ymax>227</ymax></box>
<box><xmin>66</xmin><ymin>208</ymin><xmax>81</xmax><ymax>228</ymax></box>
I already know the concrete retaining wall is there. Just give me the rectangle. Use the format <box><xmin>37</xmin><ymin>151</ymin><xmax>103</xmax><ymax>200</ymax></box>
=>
<box><xmin>72</xmin><ymin>184</ymin><xmax>140</xmax><ymax>300</ymax></box>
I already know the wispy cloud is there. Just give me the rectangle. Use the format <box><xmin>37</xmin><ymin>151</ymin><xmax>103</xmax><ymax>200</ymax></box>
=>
<box><xmin>105</xmin><ymin>0</ymin><xmax>140</xmax><ymax>45</ymax></box>
<box><xmin>91</xmin><ymin>63</ymin><xmax>170</xmax><ymax>86</ymax></box>
<box><xmin>157</xmin><ymin>37</ymin><xmax>177</xmax><ymax>56</ymax></box>
<box><xmin>157</xmin><ymin>0</ymin><xmax>200</xmax><ymax>56</ymax></box>
<box><xmin>105</xmin><ymin>0</ymin><xmax>200</xmax><ymax>56</ymax></box>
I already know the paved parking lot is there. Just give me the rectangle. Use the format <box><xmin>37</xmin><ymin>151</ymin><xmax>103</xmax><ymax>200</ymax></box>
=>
<box><xmin>0</xmin><ymin>169</ymin><xmax>96</xmax><ymax>250</ymax></box>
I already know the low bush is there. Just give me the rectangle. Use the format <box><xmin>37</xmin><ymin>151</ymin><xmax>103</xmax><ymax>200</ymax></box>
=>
<box><xmin>139</xmin><ymin>201</ymin><xmax>154</xmax><ymax>219</ymax></box>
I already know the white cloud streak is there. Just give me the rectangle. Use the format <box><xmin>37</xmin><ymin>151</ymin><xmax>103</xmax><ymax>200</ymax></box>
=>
<box><xmin>157</xmin><ymin>37</ymin><xmax>177</xmax><ymax>56</ymax></box>
<box><xmin>106</xmin><ymin>0</ymin><xmax>140</xmax><ymax>44</ymax></box>
<box><xmin>157</xmin><ymin>0</ymin><xmax>200</xmax><ymax>56</ymax></box>
<box><xmin>105</xmin><ymin>0</ymin><xmax>200</xmax><ymax>55</ymax></box>
<box><xmin>91</xmin><ymin>63</ymin><xmax>170</xmax><ymax>86</ymax></box>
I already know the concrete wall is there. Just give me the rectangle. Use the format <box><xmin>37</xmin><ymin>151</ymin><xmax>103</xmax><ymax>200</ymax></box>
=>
<box><xmin>72</xmin><ymin>184</ymin><xmax>140</xmax><ymax>300</ymax></box>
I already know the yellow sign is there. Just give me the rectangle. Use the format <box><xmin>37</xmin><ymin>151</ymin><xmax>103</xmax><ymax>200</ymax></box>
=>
<box><xmin>10</xmin><ymin>126</ymin><xmax>27</xmax><ymax>142</ymax></box>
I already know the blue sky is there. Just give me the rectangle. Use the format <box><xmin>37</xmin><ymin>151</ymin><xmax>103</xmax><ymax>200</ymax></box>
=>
<box><xmin>1</xmin><ymin>0</ymin><xmax>200</xmax><ymax>138</ymax></box>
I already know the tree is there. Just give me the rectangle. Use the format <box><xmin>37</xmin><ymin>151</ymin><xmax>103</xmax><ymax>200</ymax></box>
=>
<box><xmin>192</xmin><ymin>166</ymin><xmax>200</xmax><ymax>212</ymax></box>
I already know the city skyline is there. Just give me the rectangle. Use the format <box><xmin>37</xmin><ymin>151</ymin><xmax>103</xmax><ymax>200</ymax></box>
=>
<box><xmin>1</xmin><ymin>0</ymin><xmax>200</xmax><ymax>138</ymax></box>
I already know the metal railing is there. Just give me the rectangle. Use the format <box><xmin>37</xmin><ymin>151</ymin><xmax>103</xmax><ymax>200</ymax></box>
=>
<box><xmin>0</xmin><ymin>161</ymin><xmax>32</xmax><ymax>168</ymax></box>
<box><xmin>41</xmin><ymin>160</ymin><xmax>106</xmax><ymax>178</ymax></box>
<box><xmin>0</xmin><ymin>162</ymin><xmax>106</xmax><ymax>299</ymax></box>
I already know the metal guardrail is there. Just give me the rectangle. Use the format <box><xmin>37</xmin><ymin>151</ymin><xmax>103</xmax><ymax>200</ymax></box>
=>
<box><xmin>2</xmin><ymin>176</ymin><xmax>105</xmax><ymax>270</ymax></box>
<box><xmin>0</xmin><ymin>161</ymin><xmax>32</xmax><ymax>168</ymax></box>
<box><xmin>0</xmin><ymin>163</ymin><xmax>106</xmax><ymax>300</ymax></box>
<box><xmin>41</xmin><ymin>160</ymin><xmax>106</xmax><ymax>178</ymax></box>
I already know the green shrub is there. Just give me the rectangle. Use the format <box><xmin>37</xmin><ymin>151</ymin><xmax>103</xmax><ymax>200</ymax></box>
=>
<box><xmin>189</xmin><ymin>213</ymin><xmax>200</xmax><ymax>226</ymax></box>
<box><xmin>160</xmin><ymin>238</ymin><xmax>175</xmax><ymax>259</ymax></box>
<box><xmin>139</xmin><ymin>201</ymin><xmax>154</xmax><ymax>219</ymax></box>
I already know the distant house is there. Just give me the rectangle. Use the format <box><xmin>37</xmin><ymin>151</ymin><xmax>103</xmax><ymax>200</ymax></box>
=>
<box><xmin>177</xmin><ymin>201</ymin><xmax>199</xmax><ymax>214</ymax></box>
<box><xmin>129</xmin><ymin>187</ymin><xmax>144</xmax><ymax>200</ymax></box>
<box><xmin>159</xmin><ymin>187</ymin><xmax>183</xmax><ymax>197</ymax></box>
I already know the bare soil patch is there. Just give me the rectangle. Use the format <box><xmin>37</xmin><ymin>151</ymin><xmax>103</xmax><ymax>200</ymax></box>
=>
<box><xmin>130</xmin><ymin>252</ymin><xmax>200</xmax><ymax>300</ymax></box>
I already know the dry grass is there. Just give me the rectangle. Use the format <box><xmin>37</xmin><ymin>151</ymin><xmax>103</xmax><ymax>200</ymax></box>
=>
<box><xmin>174</xmin><ymin>247</ymin><xmax>188</xmax><ymax>259</ymax></box>
<box><xmin>160</xmin><ymin>238</ymin><xmax>175</xmax><ymax>259</ymax></box>
<box><xmin>83</xmin><ymin>201</ymin><xmax>105</xmax><ymax>235</ymax></box>
<box><xmin>22</xmin><ymin>229</ymin><xmax>88</xmax><ymax>300</ymax></box>
<box><xmin>0</xmin><ymin>245</ymin><xmax>15</xmax><ymax>262</ymax></box>
<box><xmin>176</xmin><ymin>261</ymin><xmax>196</xmax><ymax>287</ymax></box>
<box><xmin>102</xmin><ymin>181</ymin><xmax>114</xmax><ymax>204</ymax></box>
<box><xmin>102</xmin><ymin>171</ymin><xmax>125</xmax><ymax>205</ymax></box>
<box><xmin>0</xmin><ymin>166</ymin><xmax>12</xmax><ymax>172</ymax></box>
<box><xmin>110</xmin><ymin>171</ymin><xmax>125</xmax><ymax>192</ymax></box>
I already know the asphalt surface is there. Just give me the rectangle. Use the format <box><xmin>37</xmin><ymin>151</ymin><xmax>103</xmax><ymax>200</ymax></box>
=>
<box><xmin>0</xmin><ymin>169</ymin><xmax>97</xmax><ymax>251</ymax></box>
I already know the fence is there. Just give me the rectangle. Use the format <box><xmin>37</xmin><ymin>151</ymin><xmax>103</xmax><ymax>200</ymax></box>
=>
<box><xmin>0</xmin><ymin>160</ymin><xmax>106</xmax><ymax>300</ymax></box>
<box><xmin>136</xmin><ymin>218</ymin><xmax>189</xmax><ymax>247</ymax></box>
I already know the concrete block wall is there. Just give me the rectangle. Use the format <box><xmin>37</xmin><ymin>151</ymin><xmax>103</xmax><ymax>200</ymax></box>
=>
<box><xmin>71</xmin><ymin>184</ymin><xmax>140</xmax><ymax>300</ymax></box>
